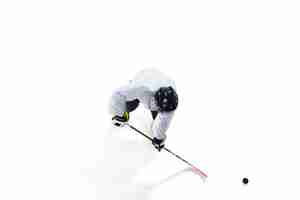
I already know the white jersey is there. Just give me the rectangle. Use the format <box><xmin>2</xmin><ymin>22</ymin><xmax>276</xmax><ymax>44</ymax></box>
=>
<box><xmin>109</xmin><ymin>68</ymin><xmax>177</xmax><ymax>141</ymax></box>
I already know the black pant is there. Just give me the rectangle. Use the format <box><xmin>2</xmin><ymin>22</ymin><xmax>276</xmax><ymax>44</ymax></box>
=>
<box><xmin>126</xmin><ymin>99</ymin><xmax>158</xmax><ymax>120</ymax></box>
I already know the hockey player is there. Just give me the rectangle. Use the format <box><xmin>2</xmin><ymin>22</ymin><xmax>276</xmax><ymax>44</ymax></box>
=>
<box><xmin>109</xmin><ymin>68</ymin><xmax>178</xmax><ymax>151</ymax></box>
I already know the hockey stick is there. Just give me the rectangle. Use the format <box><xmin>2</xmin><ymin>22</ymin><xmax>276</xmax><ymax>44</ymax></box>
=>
<box><xmin>125</xmin><ymin>123</ymin><xmax>208</xmax><ymax>180</ymax></box>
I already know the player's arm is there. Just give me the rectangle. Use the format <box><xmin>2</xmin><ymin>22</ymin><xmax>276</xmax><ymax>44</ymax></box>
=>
<box><xmin>109</xmin><ymin>85</ymin><xmax>149</xmax><ymax>126</ymax></box>
<box><xmin>151</xmin><ymin>111</ymin><xmax>174</xmax><ymax>151</ymax></box>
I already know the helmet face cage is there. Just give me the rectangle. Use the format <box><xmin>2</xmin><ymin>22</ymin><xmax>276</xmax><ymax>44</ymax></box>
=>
<box><xmin>154</xmin><ymin>86</ymin><xmax>178</xmax><ymax>112</ymax></box>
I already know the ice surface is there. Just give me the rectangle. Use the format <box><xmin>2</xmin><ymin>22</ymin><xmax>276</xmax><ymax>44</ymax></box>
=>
<box><xmin>82</xmin><ymin>111</ymin><xmax>157</xmax><ymax>200</ymax></box>
<box><xmin>81</xmin><ymin>107</ymin><xmax>198</xmax><ymax>200</ymax></box>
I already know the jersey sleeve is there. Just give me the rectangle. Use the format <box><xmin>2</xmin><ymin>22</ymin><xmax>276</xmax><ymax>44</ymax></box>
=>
<box><xmin>151</xmin><ymin>111</ymin><xmax>175</xmax><ymax>141</ymax></box>
<box><xmin>108</xmin><ymin>84</ymin><xmax>151</xmax><ymax>116</ymax></box>
<box><xmin>108</xmin><ymin>86</ymin><xmax>127</xmax><ymax>116</ymax></box>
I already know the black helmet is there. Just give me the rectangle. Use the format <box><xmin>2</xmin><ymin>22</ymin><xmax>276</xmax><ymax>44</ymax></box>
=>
<box><xmin>154</xmin><ymin>86</ymin><xmax>178</xmax><ymax>112</ymax></box>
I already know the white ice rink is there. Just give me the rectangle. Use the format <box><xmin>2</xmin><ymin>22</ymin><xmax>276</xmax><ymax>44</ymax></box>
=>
<box><xmin>1</xmin><ymin>0</ymin><xmax>300</xmax><ymax>199</ymax></box>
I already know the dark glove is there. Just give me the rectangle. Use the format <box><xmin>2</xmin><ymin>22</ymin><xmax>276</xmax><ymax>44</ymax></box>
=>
<box><xmin>112</xmin><ymin>112</ymin><xmax>129</xmax><ymax>127</ymax></box>
<box><xmin>152</xmin><ymin>137</ymin><xmax>165</xmax><ymax>152</ymax></box>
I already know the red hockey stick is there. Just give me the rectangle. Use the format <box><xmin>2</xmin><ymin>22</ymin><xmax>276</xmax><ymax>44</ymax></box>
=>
<box><xmin>125</xmin><ymin>123</ymin><xmax>208</xmax><ymax>180</ymax></box>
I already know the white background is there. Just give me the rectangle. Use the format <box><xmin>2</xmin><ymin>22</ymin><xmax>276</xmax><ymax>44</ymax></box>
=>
<box><xmin>1</xmin><ymin>0</ymin><xmax>300</xmax><ymax>199</ymax></box>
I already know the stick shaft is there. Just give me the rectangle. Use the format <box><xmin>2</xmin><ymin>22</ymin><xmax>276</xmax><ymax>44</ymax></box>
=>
<box><xmin>125</xmin><ymin>123</ymin><xmax>207</xmax><ymax>177</ymax></box>
<box><xmin>163</xmin><ymin>147</ymin><xmax>207</xmax><ymax>177</ymax></box>
<box><xmin>163</xmin><ymin>147</ymin><xmax>194</xmax><ymax>168</ymax></box>
<box><xmin>126</xmin><ymin>123</ymin><xmax>153</xmax><ymax>141</ymax></box>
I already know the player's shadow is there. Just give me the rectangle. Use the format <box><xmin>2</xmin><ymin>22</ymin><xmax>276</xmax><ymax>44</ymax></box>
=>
<box><xmin>81</xmin><ymin>111</ymin><xmax>156</xmax><ymax>200</ymax></box>
<box><xmin>145</xmin><ymin>167</ymin><xmax>193</xmax><ymax>190</ymax></box>
<box><xmin>81</xmin><ymin>110</ymin><xmax>196</xmax><ymax>200</ymax></box>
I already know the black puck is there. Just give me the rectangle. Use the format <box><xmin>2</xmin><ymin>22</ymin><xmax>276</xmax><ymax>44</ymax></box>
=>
<box><xmin>242</xmin><ymin>178</ymin><xmax>249</xmax><ymax>185</ymax></box>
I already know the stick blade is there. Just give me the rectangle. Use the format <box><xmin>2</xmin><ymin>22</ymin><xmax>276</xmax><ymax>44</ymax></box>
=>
<box><xmin>190</xmin><ymin>167</ymin><xmax>208</xmax><ymax>181</ymax></box>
